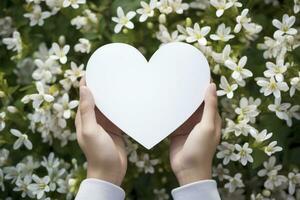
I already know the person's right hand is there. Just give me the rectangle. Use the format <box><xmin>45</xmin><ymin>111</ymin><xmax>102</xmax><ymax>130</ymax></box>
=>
<box><xmin>75</xmin><ymin>77</ymin><xmax>127</xmax><ymax>186</ymax></box>
<box><xmin>169</xmin><ymin>83</ymin><xmax>222</xmax><ymax>186</ymax></box>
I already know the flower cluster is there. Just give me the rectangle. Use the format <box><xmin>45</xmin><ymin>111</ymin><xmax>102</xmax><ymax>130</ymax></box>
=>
<box><xmin>0</xmin><ymin>0</ymin><xmax>300</xmax><ymax>199</ymax></box>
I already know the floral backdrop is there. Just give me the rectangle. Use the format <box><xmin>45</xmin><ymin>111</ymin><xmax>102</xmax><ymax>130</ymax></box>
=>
<box><xmin>0</xmin><ymin>0</ymin><xmax>300</xmax><ymax>199</ymax></box>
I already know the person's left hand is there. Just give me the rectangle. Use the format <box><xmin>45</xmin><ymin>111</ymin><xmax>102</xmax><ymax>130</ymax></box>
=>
<box><xmin>75</xmin><ymin>77</ymin><xmax>127</xmax><ymax>186</ymax></box>
<box><xmin>169</xmin><ymin>83</ymin><xmax>222</xmax><ymax>186</ymax></box>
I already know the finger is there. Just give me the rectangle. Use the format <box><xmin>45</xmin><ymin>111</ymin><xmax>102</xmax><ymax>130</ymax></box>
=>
<box><xmin>80</xmin><ymin>76</ymin><xmax>86</xmax><ymax>87</ymax></box>
<box><xmin>75</xmin><ymin>106</ymin><xmax>82</xmax><ymax>134</ymax></box>
<box><xmin>202</xmin><ymin>83</ymin><xmax>217</xmax><ymax>125</ymax></box>
<box><xmin>75</xmin><ymin>107</ymin><xmax>84</xmax><ymax>144</ymax></box>
<box><xmin>215</xmin><ymin>113</ymin><xmax>222</xmax><ymax>144</ymax></box>
<box><xmin>79</xmin><ymin>85</ymin><xmax>97</xmax><ymax>135</ymax></box>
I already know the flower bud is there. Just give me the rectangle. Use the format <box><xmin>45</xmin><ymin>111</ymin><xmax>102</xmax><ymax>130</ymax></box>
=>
<box><xmin>147</xmin><ymin>22</ymin><xmax>154</xmax><ymax>29</ymax></box>
<box><xmin>0</xmin><ymin>91</ymin><xmax>4</xmax><ymax>98</ymax></box>
<box><xmin>159</xmin><ymin>14</ymin><xmax>166</xmax><ymax>24</ymax></box>
<box><xmin>262</xmin><ymin>189</ymin><xmax>271</xmax><ymax>197</ymax></box>
<box><xmin>185</xmin><ymin>17</ymin><xmax>192</xmax><ymax>27</ymax></box>
<box><xmin>59</xmin><ymin>35</ymin><xmax>66</xmax><ymax>45</ymax></box>
<box><xmin>7</xmin><ymin>106</ymin><xmax>18</xmax><ymax>113</ymax></box>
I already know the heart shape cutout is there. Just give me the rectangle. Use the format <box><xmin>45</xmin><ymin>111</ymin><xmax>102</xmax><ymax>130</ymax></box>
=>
<box><xmin>86</xmin><ymin>42</ymin><xmax>210</xmax><ymax>149</ymax></box>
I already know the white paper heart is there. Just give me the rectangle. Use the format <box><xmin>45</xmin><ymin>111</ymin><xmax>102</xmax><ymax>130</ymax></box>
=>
<box><xmin>86</xmin><ymin>42</ymin><xmax>210</xmax><ymax>149</ymax></box>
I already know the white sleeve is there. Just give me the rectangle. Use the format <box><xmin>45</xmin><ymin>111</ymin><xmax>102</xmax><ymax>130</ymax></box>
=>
<box><xmin>171</xmin><ymin>180</ymin><xmax>221</xmax><ymax>200</ymax></box>
<box><xmin>74</xmin><ymin>178</ymin><xmax>125</xmax><ymax>200</ymax></box>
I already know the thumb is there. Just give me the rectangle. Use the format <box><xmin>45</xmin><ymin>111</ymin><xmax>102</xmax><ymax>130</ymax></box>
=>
<box><xmin>79</xmin><ymin>86</ymin><xmax>97</xmax><ymax>135</ymax></box>
<box><xmin>202</xmin><ymin>83</ymin><xmax>217</xmax><ymax>124</ymax></box>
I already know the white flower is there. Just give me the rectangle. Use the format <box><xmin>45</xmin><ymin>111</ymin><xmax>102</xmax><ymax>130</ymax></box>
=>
<box><xmin>263</xmin><ymin>59</ymin><xmax>287</xmax><ymax>82</ymax></box>
<box><xmin>224</xmin><ymin>173</ymin><xmax>244</xmax><ymax>193</ymax></box>
<box><xmin>10</xmin><ymin>129</ymin><xmax>33</xmax><ymax>150</ymax></box>
<box><xmin>71</xmin><ymin>16</ymin><xmax>88</xmax><ymax>29</ymax></box>
<box><xmin>257</xmin><ymin>35</ymin><xmax>287</xmax><ymax>59</ymax></box>
<box><xmin>45</xmin><ymin>0</ymin><xmax>64</xmax><ymax>13</ymax></box>
<box><xmin>189</xmin><ymin>0</ymin><xmax>210</xmax><ymax>9</ymax></box>
<box><xmin>186</xmin><ymin>23</ymin><xmax>211</xmax><ymax>46</ymax></box>
<box><xmin>41</xmin><ymin>152</ymin><xmax>60</xmax><ymax>171</ymax></box>
<box><xmin>156</xmin><ymin>24</ymin><xmax>185</xmax><ymax>43</ymax></box>
<box><xmin>2</xmin><ymin>31</ymin><xmax>22</xmax><ymax>53</ymax></box>
<box><xmin>264</xmin><ymin>0</ymin><xmax>279</xmax><ymax>5</ymax></box>
<box><xmin>24</xmin><ymin>5</ymin><xmax>51</xmax><ymax>26</ymax></box>
<box><xmin>0</xmin><ymin>148</ymin><xmax>9</xmax><ymax>166</ymax></box>
<box><xmin>84</xmin><ymin>9</ymin><xmax>98</xmax><ymax>23</ymax></box>
<box><xmin>258</xmin><ymin>156</ymin><xmax>282</xmax><ymax>177</ymax></box>
<box><xmin>264</xmin><ymin>141</ymin><xmax>282</xmax><ymax>156</ymax></box>
<box><xmin>288</xmin><ymin>171</ymin><xmax>300</xmax><ymax>195</ymax></box>
<box><xmin>235</xmin><ymin>143</ymin><xmax>253</xmax><ymax>166</ymax></box>
<box><xmin>21</xmin><ymin>82</ymin><xmax>54</xmax><ymax>109</ymax></box>
<box><xmin>256</xmin><ymin>77</ymin><xmax>289</xmax><ymax>98</ymax></box>
<box><xmin>3</xmin><ymin>165</ymin><xmax>19</xmax><ymax>182</ymax></box>
<box><xmin>235</xmin><ymin>97</ymin><xmax>260</xmax><ymax>122</ymax></box>
<box><xmin>228</xmin><ymin>0</ymin><xmax>242</xmax><ymax>7</ymax></box>
<box><xmin>210</xmin><ymin>23</ymin><xmax>235</xmax><ymax>42</ymax></box>
<box><xmin>0</xmin><ymin>112</ymin><xmax>6</xmax><ymax>131</ymax></box>
<box><xmin>34</xmin><ymin>43</ymin><xmax>50</xmax><ymax>61</ymax></box>
<box><xmin>14</xmin><ymin>175</ymin><xmax>34</xmax><ymax>198</ymax></box>
<box><xmin>225</xmin><ymin>118</ymin><xmax>257</xmax><ymax>137</ymax></box>
<box><xmin>212</xmin><ymin>44</ymin><xmax>231</xmax><ymax>64</ymax></box>
<box><xmin>60</xmin><ymin>61</ymin><xmax>85</xmax><ymax>90</ymax></box>
<box><xmin>63</xmin><ymin>0</ymin><xmax>85</xmax><ymax>9</ymax></box>
<box><xmin>136</xmin><ymin>154</ymin><xmax>159</xmax><ymax>174</ymax></box>
<box><xmin>264</xmin><ymin>170</ymin><xmax>287</xmax><ymax>190</ymax></box>
<box><xmin>112</xmin><ymin>7</ymin><xmax>136</xmax><ymax>33</ymax></box>
<box><xmin>157</xmin><ymin>0</ymin><xmax>173</xmax><ymax>14</ymax></box>
<box><xmin>153</xmin><ymin>188</ymin><xmax>169</xmax><ymax>200</ymax></box>
<box><xmin>27</xmin><ymin>175</ymin><xmax>50</xmax><ymax>199</ymax></box>
<box><xmin>268</xmin><ymin>98</ymin><xmax>290</xmax><ymax>120</ymax></box>
<box><xmin>58</xmin><ymin>129</ymin><xmax>76</xmax><ymax>146</ymax></box>
<box><xmin>290</xmin><ymin>72</ymin><xmax>300</xmax><ymax>97</ymax></box>
<box><xmin>212</xmin><ymin>164</ymin><xmax>229</xmax><ymax>181</ymax></box>
<box><xmin>32</xmin><ymin>58</ymin><xmax>62</xmax><ymax>83</ymax></box>
<box><xmin>217</xmin><ymin>142</ymin><xmax>239</xmax><ymax>165</ymax></box>
<box><xmin>294</xmin><ymin>0</ymin><xmax>300</xmax><ymax>13</ymax></box>
<box><xmin>0</xmin><ymin>16</ymin><xmax>14</xmax><ymax>37</ymax></box>
<box><xmin>125</xmin><ymin>136</ymin><xmax>139</xmax><ymax>163</ymax></box>
<box><xmin>0</xmin><ymin>169</ymin><xmax>4</xmax><ymax>191</ymax></box>
<box><xmin>250</xmin><ymin>129</ymin><xmax>272</xmax><ymax>143</ymax></box>
<box><xmin>50</xmin><ymin>42</ymin><xmax>70</xmax><ymax>64</ymax></box>
<box><xmin>272</xmin><ymin>14</ymin><xmax>297</xmax><ymax>38</ymax></box>
<box><xmin>53</xmin><ymin>93</ymin><xmax>79</xmax><ymax>119</ymax></box>
<box><xmin>74</xmin><ymin>38</ymin><xmax>91</xmax><ymax>54</ymax></box>
<box><xmin>25</xmin><ymin>0</ymin><xmax>43</xmax><ymax>3</ymax></box>
<box><xmin>169</xmin><ymin>0</ymin><xmax>189</xmax><ymax>14</ymax></box>
<box><xmin>216</xmin><ymin>76</ymin><xmax>238</xmax><ymax>99</ymax></box>
<box><xmin>285</xmin><ymin>105</ymin><xmax>300</xmax><ymax>127</ymax></box>
<box><xmin>136</xmin><ymin>0</ymin><xmax>157</xmax><ymax>22</ymax></box>
<box><xmin>210</xmin><ymin>0</ymin><xmax>233</xmax><ymax>17</ymax></box>
<box><xmin>225</xmin><ymin>56</ymin><xmax>253</xmax><ymax>86</ymax></box>
<box><xmin>243</xmin><ymin>23</ymin><xmax>262</xmax><ymax>40</ymax></box>
<box><xmin>234</xmin><ymin>9</ymin><xmax>250</xmax><ymax>33</ymax></box>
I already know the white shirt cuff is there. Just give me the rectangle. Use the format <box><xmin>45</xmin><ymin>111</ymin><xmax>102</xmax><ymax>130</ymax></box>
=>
<box><xmin>75</xmin><ymin>178</ymin><xmax>125</xmax><ymax>200</ymax></box>
<box><xmin>171</xmin><ymin>180</ymin><xmax>221</xmax><ymax>200</ymax></box>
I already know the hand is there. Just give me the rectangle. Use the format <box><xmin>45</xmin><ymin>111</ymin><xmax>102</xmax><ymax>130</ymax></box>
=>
<box><xmin>75</xmin><ymin>77</ymin><xmax>127</xmax><ymax>186</ymax></box>
<box><xmin>169</xmin><ymin>83</ymin><xmax>222</xmax><ymax>186</ymax></box>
